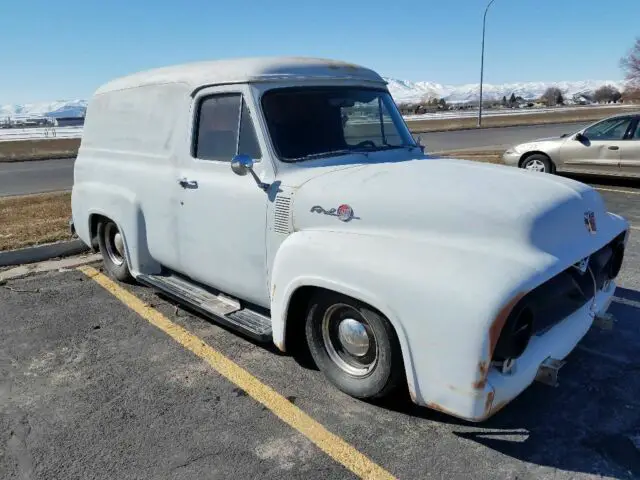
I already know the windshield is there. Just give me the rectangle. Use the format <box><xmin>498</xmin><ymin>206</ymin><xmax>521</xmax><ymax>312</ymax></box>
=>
<box><xmin>261</xmin><ymin>86</ymin><xmax>416</xmax><ymax>161</ymax></box>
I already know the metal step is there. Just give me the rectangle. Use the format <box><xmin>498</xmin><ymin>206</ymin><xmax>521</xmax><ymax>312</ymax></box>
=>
<box><xmin>137</xmin><ymin>273</ymin><xmax>272</xmax><ymax>342</ymax></box>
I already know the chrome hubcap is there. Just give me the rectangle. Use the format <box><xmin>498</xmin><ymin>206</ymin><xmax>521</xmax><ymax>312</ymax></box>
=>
<box><xmin>525</xmin><ymin>159</ymin><xmax>546</xmax><ymax>172</ymax></box>
<box><xmin>321</xmin><ymin>304</ymin><xmax>377</xmax><ymax>377</ymax></box>
<box><xmin>104</xmin><ymin>223</ymin><xmax>124</xmax><ymax>266</ymax></box>
<box><xmin>337</xmin><ymin>318</ymin><xmax>370</xmax><ymax>357</ymax></box>
<box><xmin>114</xmin><ymin>233</ymin><xmax>124</xmax><ymax>257</ymax></box>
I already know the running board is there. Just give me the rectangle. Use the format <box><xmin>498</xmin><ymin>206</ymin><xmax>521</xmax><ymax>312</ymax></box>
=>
<box><xmin>137</xmin><ymin>273</ymin><xmax>272</xmax><ymax>342</ymax></box>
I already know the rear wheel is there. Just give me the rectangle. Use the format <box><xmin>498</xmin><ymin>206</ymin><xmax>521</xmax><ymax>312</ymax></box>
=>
<box><xmin>521</xmin><ymin>154</ymin><xmax>553</xmax><ymax>174</ymax></box>
<box><xmin>305</xmin><ymin>291</ymin><xmax>404</xmax><ymax>399</ymax></box>
<box><xmin>97</xmin><ymin>219</ymin><xmax>133</xmax><ymax>283</ymax></box>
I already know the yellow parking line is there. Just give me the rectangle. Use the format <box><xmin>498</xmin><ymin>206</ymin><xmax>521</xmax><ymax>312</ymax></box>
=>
<box><xmin>78</xmin><ymin>266</ymin><xmax>395</xmax><ymax>480</ymax></box>
<box><xmin>594</xmin><ymin>187</ymin><xmax>640</xmax><ymax>196</ymax></box>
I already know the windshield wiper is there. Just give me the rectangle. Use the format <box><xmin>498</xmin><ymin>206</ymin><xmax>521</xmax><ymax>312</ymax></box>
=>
<box><xmin>286</xmin><ymin>145</ymin><xmax>414</xmax><ymax>162</ymax></box>
<box><xmin>287</xmin><ymin>149</ymin><xmax>366</xmax><ymax>162</ymax></box>
<box><xmin>354</xmin><ymin>144</ymin><xmax>412</xmax><ymax>152</ymax></box>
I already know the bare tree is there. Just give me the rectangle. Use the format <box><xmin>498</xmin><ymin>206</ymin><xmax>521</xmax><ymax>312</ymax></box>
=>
<box><xmin>622</xmin><ymin>87</ymin><xmax>640</xmax><ymax>103</ymax></box>
<box><xmin>541</xmin><ymin>87</ymin><xmax>563</xmax><ymax>106</ymax></box>
<box><xmin>621</xmin><ymin>37</ymin><xmax>640</xmax><ymax>86</ymax></box>
<box><xmin>594</xmin><ymin>85</ymin><xmax>622</xmax><ymax>103</ymax></box>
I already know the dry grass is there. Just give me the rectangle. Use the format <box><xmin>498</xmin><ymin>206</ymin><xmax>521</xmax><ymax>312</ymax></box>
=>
<box><xmin>406</xmin><ymin>106</ymin><xmax>634</xmax><ymax>133</ymax></box>
<box><xmin>0</xmin><ymin>138</ymin><xmax>80</xmax><ymax>162</ymax></box>
<box><xmin>0</xmin><ymin>192</ymin><xmax>72</xmax><ymax>251</ymax></box>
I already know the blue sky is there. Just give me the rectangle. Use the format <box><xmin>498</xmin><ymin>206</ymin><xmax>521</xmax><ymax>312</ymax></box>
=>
<box><xmin>1</xmin><ymin>0</ymin><xmax>638</xmax><ymax>104</ymax></box>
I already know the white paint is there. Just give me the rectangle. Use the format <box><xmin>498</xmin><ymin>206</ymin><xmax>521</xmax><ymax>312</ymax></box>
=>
<box><xmin>94</xmin><ymin>56</ymin><xmax>386</xmax><ymax>95</ymax></box>
<box><xmin>71</xmin><ymin>57</ymin><xmax>631</xmax><ymax>422</ymax></box>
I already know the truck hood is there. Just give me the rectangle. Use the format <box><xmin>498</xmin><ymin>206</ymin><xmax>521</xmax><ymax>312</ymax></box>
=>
<box><xmin>290</xmin><ymin>156</ymin><xmax>614</xmax><ymax>257</ymax></box>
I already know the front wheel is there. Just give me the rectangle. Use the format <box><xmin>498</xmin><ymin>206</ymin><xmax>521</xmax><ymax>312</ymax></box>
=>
<box><xmin>305</xmin><ymin>291</ymin><xmax>404</xmax><ymax>400</ymax></box>
<box><xmin>521</xmin><ymin>154</ymin><xmax>553</xmax><ymax>173</ymax></box>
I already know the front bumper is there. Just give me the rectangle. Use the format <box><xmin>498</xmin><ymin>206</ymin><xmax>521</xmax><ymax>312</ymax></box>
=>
<box><xmin>426</xmin><ymin>280</ymin><xmax>616</xmax><ymax>422</ymax></box>
<box><xmin>502</xmin><ymin>150</ymin><xmax>521</xmax><ymax>167</ymax></box>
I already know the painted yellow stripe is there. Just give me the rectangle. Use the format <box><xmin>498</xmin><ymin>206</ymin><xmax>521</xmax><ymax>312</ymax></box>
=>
<box><xmin>594</xmin><ymin>187</ymin><xmax>640</xmax><ymax>196</ymax></box>
<box><xmin>78</xmin><ymin>266</ymin><xmax>395</xmax><ymax>480</ymax></box>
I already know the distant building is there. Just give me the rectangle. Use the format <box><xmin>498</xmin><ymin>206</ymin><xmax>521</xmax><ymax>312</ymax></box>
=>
<box><xmin>54</xmin><ymin>117</ymin><xmax>85</xmax><ymax>127</ymax></box>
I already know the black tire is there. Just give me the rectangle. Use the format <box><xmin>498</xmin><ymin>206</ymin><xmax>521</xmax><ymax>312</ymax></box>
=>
<box><xmin>521</xmin><ymin>154</ymin><xmax>553</xmax><ymax>174</ymax></box>
<box><xmin>97</xmin><ymin>219</ymin><xmax>133</xmax><ymax>283</ymax></box>
<box><xmin>305</xmin><ymin>291</ymin><xmax>404</xmax><ymax>399</ymax></box>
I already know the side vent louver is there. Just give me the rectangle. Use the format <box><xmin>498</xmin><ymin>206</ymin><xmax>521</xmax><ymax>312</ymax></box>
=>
<box><xmin>273</xmin><ymin>194</ymin><xmax>292</xmax><ymax>235</ymax></box>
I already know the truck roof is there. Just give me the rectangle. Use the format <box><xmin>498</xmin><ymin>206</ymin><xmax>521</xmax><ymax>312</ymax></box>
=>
<box><xmin>94</xmin><ymin>57</ymin><xmax>387</xmax><ymax>95</ymax></box>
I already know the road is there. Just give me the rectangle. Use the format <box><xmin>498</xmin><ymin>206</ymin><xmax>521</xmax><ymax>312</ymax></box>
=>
<box><xmin>0</xmin><ymin>157</ymin><xmax>75</xmax><ymax>197</ymax></box>
<box><xmin>1</xmin><ymin>184</ymin><xmax>639</xmax><ymax>479</ymax></box>
<box><xmin>416</xmin><ymin>121</ymin><xmax>588</xmax><ymax>152</ymax></box>
<box><xmin>0</xmin><ymin>122</ymin><xmax>589</xmax><ymax>197</ymax></box>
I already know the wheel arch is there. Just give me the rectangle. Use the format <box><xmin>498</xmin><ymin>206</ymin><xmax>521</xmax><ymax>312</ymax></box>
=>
<box><xmin>276</xmin><ymin>277</ymin><xmax>419</xmax><ymax>402</ymax></box>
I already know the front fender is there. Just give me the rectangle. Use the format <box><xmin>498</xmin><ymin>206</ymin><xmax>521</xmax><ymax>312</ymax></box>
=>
<box><xmin>270</xmin><ymin>230</ymin><xmax>554</xmax><ymax>407</ymax></box>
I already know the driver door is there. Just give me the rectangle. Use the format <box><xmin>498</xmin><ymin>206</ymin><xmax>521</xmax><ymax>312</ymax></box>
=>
<box><xmin>175</xmin><ymin>85</ymin><xmax>273</xmax><ymax>308</ymax></box>
<box><xmin>559</xmin><ymin>116</ymin><xmax>634</xmax><ymax>175</ymax></box>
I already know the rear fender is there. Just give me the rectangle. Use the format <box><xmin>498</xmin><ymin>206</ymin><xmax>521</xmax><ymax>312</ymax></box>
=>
<box><xmin>73</xmin><ymin>182</ymin><xmax>159</xmax><ymax>276</ymax></box>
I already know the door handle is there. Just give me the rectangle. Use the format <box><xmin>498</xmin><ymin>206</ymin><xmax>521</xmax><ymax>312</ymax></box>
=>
<box><xmin>607</xmin><ymin>146</ymin><xmax>620</xmax><ymax>150</ymax></box>
<box><xmin>178</xmin><ymin>177</ymin><xmax>198</xmax><ymax>189</ymax></box>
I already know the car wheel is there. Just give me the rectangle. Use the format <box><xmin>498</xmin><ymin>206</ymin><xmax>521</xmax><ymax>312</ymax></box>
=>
<box><xmin>521</xmin><ymin>154</ymin><xmax>553</xmax><ymax>173</ymax></box>
<box><xmin>97</xmin><ymin>219</ymin><xmax>133</xmax><ymax>283</ymax></box>
<box><xmin>305</xmin><ymin>291</ymin><xmax>404</xmax><ymax>400</ymax></box>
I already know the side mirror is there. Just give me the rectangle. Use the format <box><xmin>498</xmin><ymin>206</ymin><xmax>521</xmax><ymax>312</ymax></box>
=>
<box><xmin>231</xmin><ymin>154</ymin><xmax>254</xmax><ymax>176</ymax></box>
<box><xmin>575</xmin><ymin>132</ymin><xmax>586</xmax><ymax>142</ymax></box>
<box><xmin>414</xmin><ymin>135</ymin><xmax>426</xmax><ymax>153</ymax></box>
<box><xmin>231</xmin><ymin>154</ymin><xmax>270</xmax><ymax>192</ymax></box>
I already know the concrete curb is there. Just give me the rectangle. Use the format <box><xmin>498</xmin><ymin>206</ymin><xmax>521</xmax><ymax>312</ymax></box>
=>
<box><xmin>0</xmin><ymin>253</ymin><xmax>102</xmax><ymax>283</ymax></box>
<box><xmin>0</xmin><ymin>239</ymin><xmax>91</xmax><ymax>267</ymax></box>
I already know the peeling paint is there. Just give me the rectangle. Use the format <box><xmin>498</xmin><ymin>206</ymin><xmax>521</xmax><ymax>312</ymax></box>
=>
<box><xmin>489</xmin><ymin>292</ymin><xmax>527</xmax><ymax>357</ymax></box>
<box><xmin>484</xmin><ymin>390</ymin><xmax>495</xmax><ymax>414</ymax></box>
<box><xmin>473</xmin><ymin>360</ymin><xmax>491</xmax><ymax>389</ymax></box>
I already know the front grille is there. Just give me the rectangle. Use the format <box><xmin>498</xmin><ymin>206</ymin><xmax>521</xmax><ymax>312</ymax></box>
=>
<box><xmin>521</xmin><ymin>232</ymin><xmax>626</xmax><ymax>336</ymax></box>
<box><xmin>492</xmin><ymin>231</ymin><xmax>626</xmax><ymax>362</ymax></box>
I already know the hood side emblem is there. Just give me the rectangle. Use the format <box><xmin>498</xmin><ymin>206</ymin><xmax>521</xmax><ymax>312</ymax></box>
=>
<box><xmin>584</xmin><ymin>211</ymin><xmax>597</xmax><ymax>234</ymax></box>
<box><xmin>311</xmin><ymin>204</ymin><xmax>359</xmax><ymax>222</ymax></box>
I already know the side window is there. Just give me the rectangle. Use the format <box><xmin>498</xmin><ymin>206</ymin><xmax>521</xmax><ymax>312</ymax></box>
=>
<box><xmin>195</xmin><ymin>93</ymin><xmax>262</xmax><ymax>161</ymax></box>
<box><xmin>583</xmin><ymin>117</ymin><xmax>632</xmax><ymax>141</ymax></box>
<box><xmin>238</xmin><ymin>100</ymin><xmax>262</xmax><ymax>159</ymax></box>
<box><xmin>633</xmin><ymin>120</ymin><xmax>640</xmax><ymax>139</ymax></box>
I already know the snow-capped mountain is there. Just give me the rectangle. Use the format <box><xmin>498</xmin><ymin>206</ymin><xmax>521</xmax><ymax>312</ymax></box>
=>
<box><xmin>384</xmin><ymin>78</ymin><xmax>626</xmax><ymax>104</ymax></box>
<box><xmin>0</xmin><ymin>100</ymin><xmax>87</xmax><ymax>120</ymax></box>
<box><xmin>0</xmin><ymin>78</ymin><xmax>627</xmax><ymax>117</ymax></box>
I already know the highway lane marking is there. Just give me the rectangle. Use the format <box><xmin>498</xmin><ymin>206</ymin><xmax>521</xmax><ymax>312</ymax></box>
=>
<box><xmin>594</xmin><ymin>187</ymin><xmax>640</xmax><ymax>196</ymax></box>
<box><xmin>78</xmin><ymin>265</ymin><xmax>395</xmax><ymax>480</ymax></box>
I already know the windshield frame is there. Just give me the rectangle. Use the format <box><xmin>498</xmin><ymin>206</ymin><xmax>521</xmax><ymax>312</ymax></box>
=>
<box><xmin>259</xmin><ymin>85</ymin><xmax>417</xmax><ymax>163</ymax></box>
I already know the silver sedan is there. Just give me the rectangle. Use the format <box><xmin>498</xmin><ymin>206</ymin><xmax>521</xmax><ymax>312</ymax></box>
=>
<box><xmin>503</xmin><ymin>112</ymin><xmax>640</xmax><ymax>178</ymax></box>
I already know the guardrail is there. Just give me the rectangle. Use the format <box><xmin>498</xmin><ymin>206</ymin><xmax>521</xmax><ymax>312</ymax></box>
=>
<box><xmin>0</xmin><ymin>126</ymin><xmax>84</xmax><ymax>142</ymax></box>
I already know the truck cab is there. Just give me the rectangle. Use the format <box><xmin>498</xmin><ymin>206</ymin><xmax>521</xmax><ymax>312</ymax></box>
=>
<box><xmin>72</xmin><ymin>57</ymin><xmax>629</xmax><ymax>421</ymax></box>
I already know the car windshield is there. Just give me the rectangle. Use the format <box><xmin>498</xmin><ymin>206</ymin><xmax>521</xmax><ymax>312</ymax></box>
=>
<box><xmin>261</xmin><ymin>87</ymin><xmax>417</xmax><ymax>161</ymax></box>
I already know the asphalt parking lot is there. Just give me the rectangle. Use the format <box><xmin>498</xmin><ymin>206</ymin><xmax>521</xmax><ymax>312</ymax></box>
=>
<box><xmin>2</xmin><ymin>178</ymin><xmax>640</xmax><ymax>480</ymax></box>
